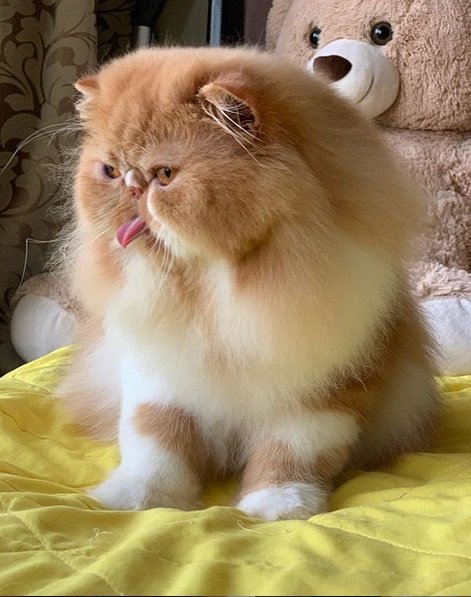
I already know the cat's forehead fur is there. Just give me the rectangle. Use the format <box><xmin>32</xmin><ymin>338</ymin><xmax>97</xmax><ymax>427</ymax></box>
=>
<box><xmin>75</xmin><ymin>45</ymin><xmax>347</xmax><ymax>155</ymax></box>
<box><xmin>79</xmin><ymin>47</ymin><xmax>278</xmax><ymax>132</ymax></box>
<box><xmin>77</xmin><ymin>47</ymin><xmax>296</xmax><ymax>168</ymax></box>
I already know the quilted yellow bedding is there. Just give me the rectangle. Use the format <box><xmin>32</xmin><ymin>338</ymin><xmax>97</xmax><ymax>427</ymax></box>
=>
<box><xmin>1</xmin><ymin>348</ymin><xmax>471</xmax><ymax>596</ymax></box>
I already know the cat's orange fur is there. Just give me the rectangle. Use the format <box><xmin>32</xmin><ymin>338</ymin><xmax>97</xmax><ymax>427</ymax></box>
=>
<box><xmin>57</xmin><ymin>46</ymin><xmax>439</xmax><ymax>520</ymax></box>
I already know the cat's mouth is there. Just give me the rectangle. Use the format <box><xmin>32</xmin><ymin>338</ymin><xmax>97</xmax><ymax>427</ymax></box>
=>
<box><xmin>116</xmin><ymin>216</ymin><xmax>148</xmax><ymax>248</ymax></box>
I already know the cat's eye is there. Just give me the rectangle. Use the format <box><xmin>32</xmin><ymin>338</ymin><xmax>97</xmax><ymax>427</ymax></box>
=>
<box><xmin>156</xmin><ymin>166</ymin><xmax>175</xmax><ymax>186</ymax></box>
<box><xmin>102</xmin><ymin>164</ymin><xmax>121</xmax><ymax>179</ymax></box>
<box><xmin>309</xmin><ymin>27</ymin><xmax>322</xmax><ymax>49</ymax></box>
<box><xmin>370</xmin><ymin>21</ymin><xmax>393</xmax><ymax>46</ymax></box>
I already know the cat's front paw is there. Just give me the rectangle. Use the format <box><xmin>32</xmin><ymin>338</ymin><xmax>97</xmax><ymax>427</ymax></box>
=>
<box><xmin>235</xmin><ymin>482</ymin><xmax>328</xmax><ymax>521</ymax></box>
<box><xmin>88</xmin><ymin>468</ymin><xmax>201</xmax><ymax>511</ymax></box>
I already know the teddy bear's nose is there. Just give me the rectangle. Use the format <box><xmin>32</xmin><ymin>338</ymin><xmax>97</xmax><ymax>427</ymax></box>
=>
<box><xmin>313</xmin><ymin>55</ymin><xmax>352</xmax><ymax>82</ymax></box>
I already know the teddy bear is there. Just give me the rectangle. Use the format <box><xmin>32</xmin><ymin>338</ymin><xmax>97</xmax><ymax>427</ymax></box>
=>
<box><xmin>266</xmin><ymin>0</ymin><xmax>471</xmax><ymax>375</ymax></box>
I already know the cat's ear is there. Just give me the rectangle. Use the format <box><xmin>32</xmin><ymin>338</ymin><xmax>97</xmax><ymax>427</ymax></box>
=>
<box><xmin>74</xmin><ymin>75</ymin><xmax>99</xmax><ymax>117</ymax></box>
<box><xmin>74</xmin><ymin>75</ymin><xmax>99</xmax><ymax>98</ymax></box>
<box><xmin>198</xmin><ymin>74</ymin><xmax>259</xmax><ymax>137</ymax></box>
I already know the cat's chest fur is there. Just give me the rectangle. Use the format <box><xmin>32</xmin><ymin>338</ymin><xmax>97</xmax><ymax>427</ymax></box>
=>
<box><xmin>104</xmin><ymin>249</ymin><xmax>299</xmax><ymax>423</ymax></box>
<box><xmin>102</xmin><ymin>243</ymin><xmax>397</xmax><ymax>426</ymax></box>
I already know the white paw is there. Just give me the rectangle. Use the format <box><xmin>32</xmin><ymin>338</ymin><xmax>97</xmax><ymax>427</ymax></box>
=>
<box><xmin>235</xmin><ymin>483</ymin><xmax>328</xmax><ymax>521</ymax></box>
<box><xmin>88</xmin><ymin>467</ymin><xmax>201</xmax><ymax>511</ymax></box>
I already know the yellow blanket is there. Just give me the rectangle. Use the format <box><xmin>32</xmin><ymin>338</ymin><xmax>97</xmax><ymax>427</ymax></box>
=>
<box><xmin>1</xmin><ymin>348</ymin><xmax>470</xmax><ymax>596</ymax></box>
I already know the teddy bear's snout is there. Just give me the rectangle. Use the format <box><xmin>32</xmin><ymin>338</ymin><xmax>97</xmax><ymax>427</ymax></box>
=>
<box><xmin>312</xmin><ymin>55</ymin><xmax>352</xmax><ymax>82</ymax></box>
<box><xmin>308</xmin><ymin>39</ymin><xmax>400</xmax><ymax>120</ymax></box>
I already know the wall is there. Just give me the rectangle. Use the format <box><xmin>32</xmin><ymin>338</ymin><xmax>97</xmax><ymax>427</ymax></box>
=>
<box><xmin>157</xmin><ymin>0</ymin><xmax>209</xmax><ymax>45</ymax></box>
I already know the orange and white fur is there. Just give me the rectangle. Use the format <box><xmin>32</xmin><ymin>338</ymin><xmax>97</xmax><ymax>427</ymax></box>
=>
<box><xmin>58</xmin><ymin>46</ymin><xmax>439</xmax><ymax>520</ymax></box>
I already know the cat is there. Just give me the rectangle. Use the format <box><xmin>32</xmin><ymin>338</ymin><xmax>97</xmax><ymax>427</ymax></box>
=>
<box><xmin>57</xmin><ymin>46</ymin><xmax>439</xmax><ymax>521</ymax></box>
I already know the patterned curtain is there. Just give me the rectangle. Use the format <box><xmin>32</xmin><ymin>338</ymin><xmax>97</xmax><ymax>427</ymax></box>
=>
<box><xmin>0</xmin><ymin>0</ymin><xmax>133</xmax><ymax>373</ymax></box>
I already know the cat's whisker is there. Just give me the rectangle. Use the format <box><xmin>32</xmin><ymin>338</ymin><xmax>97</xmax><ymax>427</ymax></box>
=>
<box><xmin>164</xmin><ymin>250</ymin><xmax>175</xmax><ymax>287</ymax></box>
<box><xmin>156</xmin><ymin>240</ymin><xmax>171</xmax><ymax>294</ymax></box>
<box><xmin>1</xmin><ymin>120</ymin><xmax>82</xmax><ymax>177</ymax></box>
<box><xmin>158</xmin><ymin>236</ymin><xmax>177</xmax><ymax>294</ymax></box>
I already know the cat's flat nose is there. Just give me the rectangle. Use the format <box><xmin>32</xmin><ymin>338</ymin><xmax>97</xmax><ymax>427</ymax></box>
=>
<box><xmin>129</xmin><ymin>186</ymin><xmax>142</xmax><ymax>197</ymax></box>
<box><xmin>124</xmin><ymin>169</ymin><xmax>143</xmax><ymax>198</ymax></box>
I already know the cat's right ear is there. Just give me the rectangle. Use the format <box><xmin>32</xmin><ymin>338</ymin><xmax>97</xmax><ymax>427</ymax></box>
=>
<box><xmin>198</xmin><ymin>74</ymin><xmax>260</xmax><ymax>143</ymax></box>
<box><xmin>74</xmin><ymin>75</ymin><xmax>99</xmax><ymax>97</ymax></box>
<box><xmin>74</xmin><ymin>76</ymin><xmax>99</xmax><ymax>116</ymax></box>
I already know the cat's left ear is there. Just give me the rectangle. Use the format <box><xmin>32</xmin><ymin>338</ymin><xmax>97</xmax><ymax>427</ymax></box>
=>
<box><xmin>198</xmin><ymin>74</ymin><xmax>259</xmax><ymax>136</ymax></box>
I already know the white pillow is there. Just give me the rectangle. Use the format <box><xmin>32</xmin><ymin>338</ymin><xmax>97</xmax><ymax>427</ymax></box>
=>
<box><xmin>422</xmin><ymin>297</ymin><xmax>471</xmax><ymax>376</ymax></box>
<box><xmin>11</xmin><ymin>295</ymin><xmax>77</xmax><ymax>363</ymax></box>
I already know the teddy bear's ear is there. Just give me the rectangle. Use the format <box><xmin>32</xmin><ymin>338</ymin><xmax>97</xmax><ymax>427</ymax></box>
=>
<box><xmin>266</xmin><ymin>0</ymin><xmax>295</xmax><ymax>50</ymax></box>
<box><xmin>198</xmin><ymin>73</ymin><xmax>260</xmax><ymax>140</ymax></box>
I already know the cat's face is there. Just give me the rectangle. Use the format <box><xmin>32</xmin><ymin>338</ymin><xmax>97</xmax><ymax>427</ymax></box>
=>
<box><xmin>74</xmin><ymin>46</ymin><xmax>419</xmax><ymax>281</ymax></box>
<box><xmin>74</xmin><ymin>47</ymin><xmax>324</xmax><ymax>262</ymax></box>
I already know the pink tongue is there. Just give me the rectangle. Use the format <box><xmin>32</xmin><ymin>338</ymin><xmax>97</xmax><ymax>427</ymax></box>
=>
<box><xmin>116</xmin><ymin>216</ymin><xmax>147</xmax><ymax>248</ymax></box>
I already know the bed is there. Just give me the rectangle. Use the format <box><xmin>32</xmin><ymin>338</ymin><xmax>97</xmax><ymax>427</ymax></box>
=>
<box><xmin>0</xmin><ymin>346</ymin><xmax>470</xmax><ymax>596</ymax></box>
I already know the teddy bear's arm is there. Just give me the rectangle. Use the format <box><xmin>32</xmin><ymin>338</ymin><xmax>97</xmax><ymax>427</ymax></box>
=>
<box><xmin>382</xmin><ymin>129</ymin><xmax>471</xmax><ymax>272</ymax></box>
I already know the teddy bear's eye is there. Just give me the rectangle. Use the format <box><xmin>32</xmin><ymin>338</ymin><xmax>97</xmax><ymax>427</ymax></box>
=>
<box><xmin>309</xmin><ymin>27</ymin><xmax>322</xmax><ymax>49</ymax></box>
<box><xmin>370</xmin><ymin>21</ymin><xmax>393</xmax><ymax>46</ymax></box>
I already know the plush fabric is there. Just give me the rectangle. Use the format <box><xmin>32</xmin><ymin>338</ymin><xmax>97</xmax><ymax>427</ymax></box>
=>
<box><xmin>10</xmin><ymin>294</ymin><xmax>76</xmax><ymax>363</ymax></box>
<box><xmin>422</xmin><ymin>298</ymin><xmax>471</xmax><ymax>376</ymax></box>
<box><xmin>267</xmin><ymin>0</ymin><xmax>471</xmax><ymax>131</ymax></box>
<box><xmin>10</xmin><ymin>273</ymin><xmax>78</xmax><ymax>362</ymax></box>
<box><xmin>0</xmin><ymin>347</ymin><xmax>470</xmax><ymax>595</ymax></box>
<box><xmin>381</xmin><ymin>128</ymin><xmax>471</xmax><ymax>290</ymax></box>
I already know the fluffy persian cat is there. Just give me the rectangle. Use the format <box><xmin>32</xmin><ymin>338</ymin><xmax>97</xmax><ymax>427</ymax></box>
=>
<box><xmin>58</xmin><ymin>46</ymin><xmax>439</xmax><ymax>521</ymax></box>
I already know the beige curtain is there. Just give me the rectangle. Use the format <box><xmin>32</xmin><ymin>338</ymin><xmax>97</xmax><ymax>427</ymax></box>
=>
<box><xmin>0</xmin><ymin>0</ymin><xmax>133</xmax><ymax>373</ymax></box>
